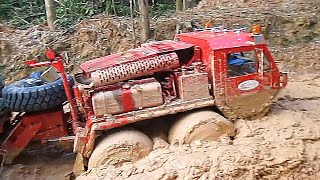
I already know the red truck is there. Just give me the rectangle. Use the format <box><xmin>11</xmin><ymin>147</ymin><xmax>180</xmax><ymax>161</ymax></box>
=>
<box><xmin>0</xmin><ymin>25</ymin><xmax>287</xmax><ymax>173</ymax></box>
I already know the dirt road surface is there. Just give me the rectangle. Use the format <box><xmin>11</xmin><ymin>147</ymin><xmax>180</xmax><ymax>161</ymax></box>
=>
<box><xmin>1</xmin><ymin>147</ymin><xmax>75</xmax><ymax>180</ymax></box>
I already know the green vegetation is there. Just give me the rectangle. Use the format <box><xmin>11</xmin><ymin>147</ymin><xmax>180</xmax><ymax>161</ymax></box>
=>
<box><xmin>0</xmin><ymin>0</ymin><xmax>175</xmax><ymax>29</ymax></box>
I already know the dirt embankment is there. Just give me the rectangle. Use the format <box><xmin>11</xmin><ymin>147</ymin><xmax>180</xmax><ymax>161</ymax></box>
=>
<box><xmin>274</xmin><ymin>40</ymin><xmax>320</xmax><ymax>74</ymax></box>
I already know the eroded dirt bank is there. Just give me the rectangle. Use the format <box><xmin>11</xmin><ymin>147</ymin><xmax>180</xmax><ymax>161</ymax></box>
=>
<box><xmin>78</xmin><ymin>73</ymin><xmax>320</xmax><ymax>179</ymax></box>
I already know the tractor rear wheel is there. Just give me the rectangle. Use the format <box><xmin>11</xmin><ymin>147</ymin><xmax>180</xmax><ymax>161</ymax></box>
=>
<box><xmin>88</xmin><ymin>129</ymin><xmax>153</xmax><ymax>170</ymax></box>
<box><xmin>168</xmin><ymin>110</ymin><xmax>236</xmax><ymax>144</ymax></box>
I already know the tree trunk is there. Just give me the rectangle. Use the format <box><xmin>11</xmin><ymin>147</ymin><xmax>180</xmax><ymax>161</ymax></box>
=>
<box><xmin>183</xmin><ymin>0</ymin><xmax>197</xmax><ymax>10</ymax></box>
<box><xmin>130</xmin><ymin>0</ymin><xmax>137</xmax><ymax>46</ymax></box>
<box><xmin>139</xmin><ymin>0</ymin><xmax>150</xmax><ymax>42</ymax></box>
<box><xmin>45</xmin><ymin>0</ymin><xmax>56</xmax><ymax>31</ymax></box>
<box><xmin>133</xmin><ymin>0</ymin><xmax>137</xmax><ymax>12</ymax></box>
<box><xmin>176</xmin><ymin>0</ymin><xmax>183</xmax><ymax>11</ymax></box>
<box><xmin>112</xmin><ymin>0</ymin><xmax>117</xmax><ymax>15</ymax></box>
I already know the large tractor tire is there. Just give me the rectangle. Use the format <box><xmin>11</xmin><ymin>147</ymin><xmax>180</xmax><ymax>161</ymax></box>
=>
<box><xmin>88</xmin><ymin>129</ymin><xmax>153</xmax><ymax>170</ymax></box>
<box><xmin>2</xmin><ymin>76</ymin><xmax>74</xmax><ymax>112</ymax></box>
<box><xmin>168</xmin><ymin>109</ymin><xmax>236</xmax><ymax>145</ymax></box>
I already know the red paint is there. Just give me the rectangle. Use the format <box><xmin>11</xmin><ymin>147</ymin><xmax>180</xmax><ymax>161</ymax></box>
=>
<box><xmin>82</xmin><ymin>116</ymin><xmax>94</xmax><ymax>143</ymax></box>
<box><xmin>122</xmin><ymin>88</ymin><xmax>135</xmax><ymax>112</ymax></box>
<box><xmin>173</xmin><ymin>30</ymin><xmax>287</xmax><ymax>115</ymax></box>
<box><xmin>5</xmin><ymin>28</ymin><xmax>287</xmax><ymax>161</ymax></box>
<box><xmin>82</xmin><ymin>130</ymin><xmax>97</xmax><ymax>158</ymax></box>
<box><xmin>175</xmin><ymin>31</ymin><xmax>259</xmax><ymax>51</ymax></box>
<box><xmin>95</xmin><ymin>116</ymin><xmax>130</xmax><ymax>131</ymax></box>
<box><xmin>187</xmin><ymin>46</ymin><xmax>202</xmax><ymax>66</ymax></box>
<box><xmin>80</xmin><ymin>41</ymin><xmax>193</xmax><ymax>73</ymax></box>
<box><xmin>2</xmin><ymin>122</ymin><xmax>42</xmax><ymax>163</ymax></box>
<box><xmin>1</xmin><ymin>109</ymin><xmax>67</xmax><ymax>163</ymax></box>
<box><xmin>94</xmin><ymin>78</ymin><xmax>156</xmax><ymax>92</ymax></box>
<box><xmin>24</xmin><ymin>59</ymin><xmax>37</xmax><ymax>66</ymax></box>
<box><xmin>29</xmin><ymin>61</ymin><xmax>52</xmax><ymax>68</ymax></box>
<box><xmin>210</xmin><ymin>44</ymin><xmax>284</xmax><ymax>109</ymax></box>
<box><xmin>45</xmin><ymin>49</ymin><xmax>57</xmax><ymax>60</ymax></box>
<box><xmin>24</xmin><ymin>57</ymin><xmax>79</xmax><ymax>134</ymax></box>
<box><xmin>33</xmin><ymin>126</ymin><xmax>68</xmax><ymax>141</ymax></box>
<box><xmin>80</xmin><ymin>116</ymin><xmax>130</xmax><ymax>156</ymax></box>
<box><xmin>73</xmin><ymin>86</ymin><xmax>84</xmax><ymax>104</ymax></box>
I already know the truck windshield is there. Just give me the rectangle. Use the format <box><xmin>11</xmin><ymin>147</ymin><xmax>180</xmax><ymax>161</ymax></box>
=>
<box><xmin>227</xmin><ymin>50</ymin><xmax>257</xmax><ymax>77</ymax></box>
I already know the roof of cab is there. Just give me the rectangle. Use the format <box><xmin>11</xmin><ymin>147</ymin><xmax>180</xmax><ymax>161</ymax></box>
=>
<box><xmin>175</xmin><ymin>30</ymin><xmax>265</xmax><ymax>50</ymax></box>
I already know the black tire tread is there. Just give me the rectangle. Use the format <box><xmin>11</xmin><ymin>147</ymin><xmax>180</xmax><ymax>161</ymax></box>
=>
<box><xmin>2</xmin><ymin>76</ymin><xmax>74</xmax><ymax>112</ymax></box>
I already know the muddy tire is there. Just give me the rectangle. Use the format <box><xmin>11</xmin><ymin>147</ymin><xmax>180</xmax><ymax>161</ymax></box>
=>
<box><xmin>2</xmin><ymin>76</ymin><xmax>73</xmax><ymax>112</ymax></box>
<box><xmin>168</xmin><ymin>109</ymin><xmax>236</xmax><ymax>144</ymax></box>
<box><xmin>88</xmin><ymin>129</ymin><xmax>153</xmax><ymax>170</ymax></box>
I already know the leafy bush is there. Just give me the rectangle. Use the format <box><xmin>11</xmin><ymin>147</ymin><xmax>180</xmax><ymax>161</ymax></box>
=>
<box><xmin>0</xmin><ymin>0</ymin><xmax>175</xmax><ymax>29</ymax></box>
<box><xmin>0</xmin><ymin>0</ymin><xmax>46</xmax><ymax>28</ymax></box>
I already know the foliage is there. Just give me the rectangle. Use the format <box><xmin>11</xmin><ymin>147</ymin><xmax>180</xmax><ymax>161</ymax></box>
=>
<box><xmin>150</xmin><ymin>3</ymin><xmax>175</xmax><ymax>18</ymax></box>
<box><xmin>0</xmin><ymin>0</ymin><xmax>176</xmax><ymax>29</ymax></box>
<box><xmin>0</xmin><ymin>0</ymin><xmax>46</xmax><ymax>28</ymax></box>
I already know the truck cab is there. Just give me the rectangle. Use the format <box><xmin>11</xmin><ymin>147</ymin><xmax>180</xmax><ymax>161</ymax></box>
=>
<box><xmin>174</xmin><ymin>26</ymin><xmax>287</xmax><ymax>118</ymax></box>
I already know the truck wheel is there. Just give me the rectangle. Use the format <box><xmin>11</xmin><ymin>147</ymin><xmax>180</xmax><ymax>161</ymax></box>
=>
<box><xmin>2</xmin><ymin>76</ymin><xmax>74</xmax><ymax>112</ymax></box>
<box><xmin>88</xmin><ymin>129</ymin><xmax>153</xmax><ymax>170</ymax></box>
<box><xmin>168</xmin><ymin>110</ymin><xmax>236</xmax><ymax>145</ymax></box>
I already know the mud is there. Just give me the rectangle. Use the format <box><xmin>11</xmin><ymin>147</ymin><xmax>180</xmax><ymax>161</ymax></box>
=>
<box><xmin>1</xmin><ymin>151</ymin><xmax>75</xmax><ymax>180</ymax></box>
<box><xmin>78</xmin><ymin>73</ymin><xmax>320</xmax><ymax>179</ymax></box>
<box><xmin>168</xmin><ymin>110</ymin><xmax>236</xmax><ymax>144</ymax></box>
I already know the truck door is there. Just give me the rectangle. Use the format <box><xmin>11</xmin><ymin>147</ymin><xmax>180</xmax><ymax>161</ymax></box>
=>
<box><xmin>212</xmin><ymin>47</ymin><xmax>280</xmax><ymax>119</ymax></box>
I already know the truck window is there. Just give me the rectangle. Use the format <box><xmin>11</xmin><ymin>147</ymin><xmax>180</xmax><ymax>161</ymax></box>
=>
<box><xmin>227</xmin><ymin>51</ymin><xmax>257</xmax><ymax>77</ymax></box>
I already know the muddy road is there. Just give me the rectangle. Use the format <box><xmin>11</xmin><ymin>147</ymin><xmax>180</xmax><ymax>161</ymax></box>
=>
<box><xmin>76</xmin><ymin>73</ymin><xmax>320</xmax><ymax>179</ymax></box>
<box><xmin>2</xmin><ymin>72</ymin><xmax>319</xmax><ymax>180</ymax></box>
<box><xmin>1</xmin><ymin>147</ymin><xmax>75</xmax><ymax>180</ymax></box>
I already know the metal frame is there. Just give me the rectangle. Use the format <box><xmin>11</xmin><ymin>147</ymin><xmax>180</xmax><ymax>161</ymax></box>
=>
<box><xmin>25</xmin><ymin>56</ymin><xmax>79</xmax><ymax>133</ymax></box>
<box><xmin>1</xmin><ymin>109</ymin><xmax>68</xmax><ymax>163</ymax></box>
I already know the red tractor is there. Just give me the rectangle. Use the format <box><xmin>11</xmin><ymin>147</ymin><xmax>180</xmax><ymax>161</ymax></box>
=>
<box><xmin>0</xmin><ymin>25</ymin><xmax>287</xmax><ymax>173</ymax></box>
